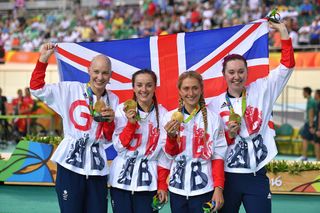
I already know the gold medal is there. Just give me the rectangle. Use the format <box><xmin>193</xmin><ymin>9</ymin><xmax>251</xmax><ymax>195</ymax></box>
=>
<box><xmin>124</xmin><ymin>99</ymin><xmax>137</xmax><ymax>112</ymax></box>
<box><xmin>229</xmin><ymin>113</ymin><xmax>241</xmax><ymax>124</ymax></box>
<box><xmin>171</xmin><ymin>111</ymin><xmax>184</xmax><ymax>123</ymax></box>
<box><xmin>94</xmin><ymin>99</ymin><xmax>106</xmax><ymax>113</ymax></box>
<box><xmin>93</xmin><ymin>99</ymin><xmax>110</xmax><ymax>122</ymax></box>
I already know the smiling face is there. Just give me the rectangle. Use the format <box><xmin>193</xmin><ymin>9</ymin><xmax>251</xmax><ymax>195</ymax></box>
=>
<box><xmin>88</xmin><ymin>55</ymin><xmax>112</xmax><ymax>95</ymax></box>
<box><xmin>223</xmin><ymin>59</ymin><xmax>248</xmax><ymax>95</ymax></box>
<box><xmin>133</xmin><ymin>73</ymin><xmax>156</xmax><ymax>108</ymax></box>
<box><xmin>178</xmin><ymin>76</ymin><xmax>203</xmax><ymax>112</ymax></box>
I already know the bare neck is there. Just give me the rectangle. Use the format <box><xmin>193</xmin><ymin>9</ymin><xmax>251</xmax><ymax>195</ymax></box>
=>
<box><xmin>91</xmin><ymin>86</ymin><xmax>104</xmax><ymax>100</ymax></box>
<box><xmin>184</xmin><ymin>104</ymin><xmax>197</xmax><ymax>114</ymax></box>
<box><xmin>228</xmin><ymin>88</ymin><xmax>244</xmax><ymax>98</ymax></box>
<box><xmin>138</xmin><ymin>100</ymin><xmax>153</xmax><ymax>112</ymax></box>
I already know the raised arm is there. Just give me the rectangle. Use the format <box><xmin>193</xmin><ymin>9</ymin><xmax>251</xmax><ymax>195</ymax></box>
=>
<box><xmin>30</xmin><ymin>43</ymin><xmax>55</xmax><ymax>90</ymax></box>
<box><xmin>269</xmin><ymin>22</ymin><xmax>295</xmax><ymax>69</ymax></box>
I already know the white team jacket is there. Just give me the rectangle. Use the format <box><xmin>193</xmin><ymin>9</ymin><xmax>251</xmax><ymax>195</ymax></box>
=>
<box><xmin>31</xmin><ymin>82</ymin><xmax>119</xmax><ymax>176</ymax></box>
<box><xmin>109</xmin><ymin>103</ymin><xmax>168</xmax><ymax>192</ymax></box>
<box><xmin>208</xmin><ymin>64</ymin><xmax>294</xmax><ymax>173</ymax></box>
<box><xmin>161</xmin><ymin>109</ymin><xmax>227</xmax><ymax>197</ymax></box>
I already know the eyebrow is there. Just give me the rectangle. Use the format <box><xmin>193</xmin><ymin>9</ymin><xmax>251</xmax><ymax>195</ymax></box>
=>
<box><xmin>136</xmin><ymin>81</ymin><xmax>154</xmax><ymax>84</ymax></box>
<box><xmin>93</xmin><ymin>69</ymin><xmax>111</xmax><ymax>73</ymax></box>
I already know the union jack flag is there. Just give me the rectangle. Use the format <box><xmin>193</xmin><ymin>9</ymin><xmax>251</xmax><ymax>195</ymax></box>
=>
<box><xmin>55</xmin><ymin>19</ymin><xmax>269</xmax><ymax>111</ymax></box>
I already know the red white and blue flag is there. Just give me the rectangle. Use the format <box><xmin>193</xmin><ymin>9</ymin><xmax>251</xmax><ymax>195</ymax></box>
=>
<box><xmin>55</xmin><ymin>20</ymin><xmax>269</xmax><ymax>111</ymax></box>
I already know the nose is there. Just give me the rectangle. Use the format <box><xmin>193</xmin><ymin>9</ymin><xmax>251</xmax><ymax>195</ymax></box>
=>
<box><xmin>97</xmin><ymin>73</ymin><xmax>103</xmax><ymax>80</ymax></box>
<box><xmin>141</xmin><ymin>85</ymin><xmax>147</xmax><ymax>92</ymax></box>
<box><xmin>234</xmin><ymin>72</ymin><xmax>241</xmax><ymax>80</ymax></box>
<box><xmin>187</xmin><ymin>89</ymin><xmax>194</xmax><ymax>96</ymax></box>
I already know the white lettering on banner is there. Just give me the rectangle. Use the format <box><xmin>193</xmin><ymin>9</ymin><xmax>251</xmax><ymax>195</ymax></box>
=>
<box><xmin>270</xmin><ymin>176</ymin><xmax>282</xmax><ymax>187</ymax></box>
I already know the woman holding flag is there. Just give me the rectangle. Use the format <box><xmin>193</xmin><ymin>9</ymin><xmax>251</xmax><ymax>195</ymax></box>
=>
<box><xmin>160</xmin><ymin>71</ymin><xmax>228</xmax><ymax>213</ymax></box>
<box><xmin>30</xmin><ymin>43</ymin><xmax>118</xmax><ymax>213</ymax></box>
<box><xmin>109</xmin><ymin>69</ymin><xmax>169</xmax><ymax>213</ymax></box>
<box><xmin>207</xmin><ymin>21</ymin><xmax>295</xmax><ymax>213</ymax></box>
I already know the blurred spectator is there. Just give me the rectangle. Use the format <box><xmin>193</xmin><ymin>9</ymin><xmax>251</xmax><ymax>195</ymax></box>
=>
<box><xmin>12</xmin><ymin>89</ymin><xmax>24</xmax><ymax>134</ymax></box>
<box><xmin>276</xmin><ymin>0</ymin><xmax>289</xmax><ymax>12</ymax></box>
<box><xmin>21</xmin><ymin>38</ymin><xmax>34</xmax><ymax>52</ymax></box>
<box><xmin>190</xmin><ymin>5</ymin><xmax>201</xmax><ymax>27</ymax></box>
<box><xmin>299</xmin><ymin>0</ymin><xmax>314</xmax><ymax>17</ymax></box>
<box><xmin>310</xmin><ymin>16</ymin><xmax>320</xmax><ymax>44</ymax></box>
<box><xmin>0</xmin><ymin>87</ymin><xmax>7</xmax><ymax>116</ymax></box>
<box><xmin>298</xmin><ymin>87</ymin><xmax>317</xmax><ymax>161</ymax></box>
<box><xmin>11</xmin><ymin>33</ymin><xmax>21</xmax><ymax>50</ymax></box>
<box><xmin>314</xmin><ymin>89</ymin><xmax>320</xmax><ymax>161</ymax></box>
<box><xmin>202</xmin><ymin>2</ymin><xmax>214</xmax><ymax>30</ymax></box>
<box><xmin>11</xmin><ymin>88</ymin><xmax>34</xmax><ymax>136</ymax></box>
<box><xmin>0</xmin><ymin>87</ymin><xmax>8</xmax><ymax>140</ymax></box>
<box><xmin>60</xmin><ymin>16</ymin><xmax>71</xmax><ymax>30</ymax></box>
<box><xmin>23</xmin><ymin>87</ymin><xmax>34</xmax><ymax>112</ymax></box>
<box><xmin>12</xmin><ymin>89</ymin><xmax>23</xmax><ymax>115</ymax></box>
<box><xmin>0</xmin><ymin>42</ymin><xmax>4</xmax><ymax>64</ymax></box>
<box><xmin>298</xmin><ymin>20</ymin><xmax>311</xmax><ymax>45</ymax></box>
<box><xmin>283</xmin><ymin>17</ymin><xmax>298</xmax><ymax>47</ymax></box>
<box><xmin>99</xmin><ymin>0</ymin><xmax>112</xmax><ymax>7</ymax></box>
<box><xmin>15</xmin><ymin>0</ymin><xmax>25</xmax><ymax>9</ymax></box>
<box><xmin>147</xmin><ymin>1</ymin><xmax>157</xmax><ymax>16</ymax></box>
<box><xmin>248</xmin><ymin>0</ymin><xmax>259</xmax><ymax>11</ymax></box>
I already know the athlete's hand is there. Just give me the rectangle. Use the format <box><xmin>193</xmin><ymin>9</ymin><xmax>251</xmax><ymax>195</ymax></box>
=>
<box><xmin>124</xmin><ymin>108</ymin><xmax>137</xmax><ymax>124</ymax></box>
<box><xmin>157</xmin><ymin>190</ymin><xmax>168</xmax><ymax>203</ymax></box>
<box><xmin>227</xmin><ymin>121</ymin><xmax>240</xmax><ymax>138</ymax></box>
<box><xmin>100</xmin><ymin>106</ymin><xmax>115</xmax><ymax>122</ymax></box>
<box><xmin>269</xmin><ymin>21</ymin><xmax>289</xmax><ymax>40</ymax></box>
<box><xmin>39</xmin><ymin>43</ymin><xmax>56</xmax><ymax>63</ymax></box>
<box><xmin>164</xmin><ymin>120</ymin><xmax>180</xmax><ymax>138</ymax></box>
<box><xmin>212</xmin><ymin>187</ymin><xmax>224</xmax><ymax>212</ymax></box>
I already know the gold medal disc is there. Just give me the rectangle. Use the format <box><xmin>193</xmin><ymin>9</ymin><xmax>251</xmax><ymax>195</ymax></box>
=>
<box><xmin>124</xmin><ymin>99</ymin><xmax>137</xmax><ymax>111</ymax></box>
<box><xmin>229</xmin><ymin>113</ymin><xmax>241</xmax><ymax>124</ymax></box>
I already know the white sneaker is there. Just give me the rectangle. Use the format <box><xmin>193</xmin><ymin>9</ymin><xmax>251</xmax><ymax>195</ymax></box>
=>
<box><xmin>297</xmin><ymin>156</ymin><xmax>308</xmax><ymax>161</ymax></box>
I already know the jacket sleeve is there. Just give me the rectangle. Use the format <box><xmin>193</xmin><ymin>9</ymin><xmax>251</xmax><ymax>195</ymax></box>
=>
<box><xmin>211</xmin><ymin>159</ymin><xmax>225</xmax><ymax>188</ymax></box>
<box><xmin>103</xmin><ymin>121</ymin><xmax>115</xmax><ymax>141</ymax></box>
<box><xmin>112</xmin><ymin>105</ymin><xmax>140</xmax><ymax>153</ymax></box>
<box><xmin>248</xmin><ymin>38</ymin><xmax>295</xmax><ymax>121</ymax></box>
<box><xmin>157</xmin><ymin>166</ymin><xmax>170</xmax><ymax>191</ymax></box>
<box><xmin>29</xmin><ymin>60</ymin><xmax>66</xmax><ymax>115</ymax></box>
<box><xmin>157</xmin><ymin>148</ymin><xmax>172</xmax><ymax>191</ymax></box>
<box><xmin>164</xmin><ymin>136</ymin><xmax>180</xmax><ymax>156</ymax></box>
<box><xmin>119</xmin><ymin>121</ymin><xmax>139</xmax><ymax>148</ymax></box>
<box><xmin>30</xmin><ymin>60</ymin><xmax>47</xmax><ymax>90</ymax></box>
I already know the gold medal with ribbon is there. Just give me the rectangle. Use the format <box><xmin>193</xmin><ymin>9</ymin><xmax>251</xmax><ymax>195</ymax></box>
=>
<box><xmin>226</xmin><ymin>89</ymin><xmax>246</xmax><ymax>124</ymax></box>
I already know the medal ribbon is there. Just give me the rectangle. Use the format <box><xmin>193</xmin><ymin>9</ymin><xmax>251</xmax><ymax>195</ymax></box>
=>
<box><xmin>86</xmin><ymin>83</ymin><xmax>110</xmax><ymax>117</ymax></box>
<box><xmin>135</xmin><ymin>103</ymin><xmax>154</xmax><ymax>121</ymax></box>
<box><xmin>183</xmin><ymin>104</ymin><xmax>200</xmax><ymax>123</ymax></box>
<box><xmin>225</xmin><ymin>89</ymin><xmax>246</xmax><ymax>116</ymax></box>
